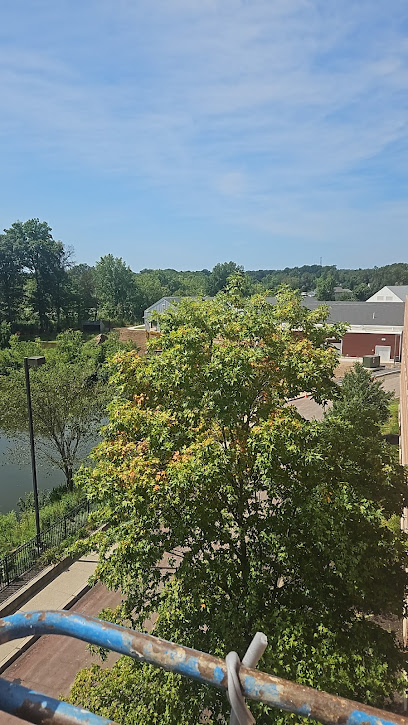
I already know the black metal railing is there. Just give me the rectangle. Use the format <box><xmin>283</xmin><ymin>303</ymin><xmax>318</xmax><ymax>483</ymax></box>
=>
<box><xmin>0</xmin><ymin>499</ymin><xmax>92</xmax><ymax>593</ymax></box>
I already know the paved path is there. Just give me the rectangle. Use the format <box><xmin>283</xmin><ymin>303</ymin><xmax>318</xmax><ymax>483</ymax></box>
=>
<box><xmin>373</xmin><ymin>371</ymin><xmax>400</xmax><ymax>397</ymax></box>
<box><xmin>0</xmin><ymin>552</ymin><xmax>102</xmax><ymax>672</ymax></box>
<box><xmin>291</xmin><ymin>396</ymin><xmax>327</xmax><ymax>421</ymax></box>
<box><xmin>292</xmin><ymin>371</ymin><xmax>400</xmax><ymax>421</ymax></box>
<box><xmin>1</xmin><ymin>583</ymin><xmax>122</xmax><ymax>724</ymax></box>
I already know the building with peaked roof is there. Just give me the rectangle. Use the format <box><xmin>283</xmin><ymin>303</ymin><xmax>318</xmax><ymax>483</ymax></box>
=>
<box><xmin>323</xmin><ymin>301</ymin><xmax>404</xmax><ymax>360</ymax></box>
<box><xmin>144</xmin><ymin>296</ymin><xmax>404</xmax><ymax>362</ymax></box>
<box><xmin>366</xmin><ymin>286</ymin><xmax>408</xmax><ymax>303</ymax></box>
<box><xmin>266</xmin><ymin>297</ymin><xmax>404</xmax><ymax>360</ymax></box>
<box><xmin>333</xmin><ymin>286</ymin><xmax>353</xmax><ymax>300</ymax></box>
<box><xmin>144</xmin><ymin>297</ymin><xmax>182</xmax><ymax>332</ymax></box>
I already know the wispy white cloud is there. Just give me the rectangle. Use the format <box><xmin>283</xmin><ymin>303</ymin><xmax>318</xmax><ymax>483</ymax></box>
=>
<box><xmin>1</xmin><ymin>0</ymin><xmax>408</xmax><ymax>265</ymax></box>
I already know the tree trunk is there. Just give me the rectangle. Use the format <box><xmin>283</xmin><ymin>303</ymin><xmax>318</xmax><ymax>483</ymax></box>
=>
<box><xmin>64</xmin><ymin>464</ymin><xmax>74</xmax><ymax>492</ymax></box>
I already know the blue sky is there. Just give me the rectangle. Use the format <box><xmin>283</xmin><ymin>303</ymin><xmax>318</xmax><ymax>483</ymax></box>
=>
<box><xmin>1</xmin><ymin>0</ymin><xmax>408</xmax><ymax>271</ymax></box>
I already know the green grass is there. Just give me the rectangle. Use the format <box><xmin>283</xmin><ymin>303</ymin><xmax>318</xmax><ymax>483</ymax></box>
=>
<box><xmin>0</xmin><ymin>487</ymin><xmax>83</xmax><ymax>558</ymax></box>
<box><xmin>382</xmin><ymin>400</ymin><xmax>399</xmax><ymax>437</ymax></box>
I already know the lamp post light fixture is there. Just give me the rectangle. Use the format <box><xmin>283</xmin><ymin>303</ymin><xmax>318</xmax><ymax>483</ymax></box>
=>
<box><xmin>24</xmin><ymin>356</ymin><xmax>46</xmax><ymax>551</ymax></box>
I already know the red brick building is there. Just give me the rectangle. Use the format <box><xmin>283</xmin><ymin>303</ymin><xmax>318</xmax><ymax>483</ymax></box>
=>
<box><xmin>302</xmin><ymin>299</ymin><xmax>404</xmax><ymax>362</ymax></box>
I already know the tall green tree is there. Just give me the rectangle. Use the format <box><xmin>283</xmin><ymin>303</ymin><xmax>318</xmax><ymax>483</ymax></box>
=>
<box><xmin>329</xmin><ymin>362</ymin><xmax>392</xmax><ymax>429</ymax></box>
<box><xmin>0</xmin><ymin>233</ymin><xmax>24</xmax><ymax>323</ymax></box>
<box><xmin>68</xmin><ymin>264</ymin><xmax>98</xmax><ymax>325</ymax></box>
<box><xmin>353</xmin><ymin>283</ymin><xmax>371</xmax><ymax>301</ymax></box>
<box><xmin>134</xmin><ymin>268</ymin><xmax>211</xmax><ymax>321</ymax></box>
<box><xmin>70</xmin><ymin>290</ymin><xmax>407</xmax><ymax>723</ymax></box>
<box><xmin>316</xmin><ymin>273</ymin><xmax>336</xmax><ymax>301</ymax></box>
<box><xmin>0</xmin><ymin>331</ymin><xmax>109</xmax><ymax>489</ymax></box>
<box><xmin>95</xmin><ymin>255</ymin><xmax>136</xmax><ymax>321</ymax></box>
<box><xmin>206</xmin><ymin>261</ymin><xmax>244</xmax><ymax>295</ymax></box>
<box><xmin>3</xmin><ymin>219</ymin><xmax>71</xmax><ymax>330</ymax></box>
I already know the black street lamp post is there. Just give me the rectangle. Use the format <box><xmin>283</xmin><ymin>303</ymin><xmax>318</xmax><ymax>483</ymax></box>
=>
<box><xmin>24</xmin><ymin>356</ymin><xmax>46</xmax><ymax>551</ymax></box>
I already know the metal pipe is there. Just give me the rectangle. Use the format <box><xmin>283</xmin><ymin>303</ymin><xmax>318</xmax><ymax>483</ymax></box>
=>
<box><xmin>24</xmin><ymin>357</ymin><xmax>41</xmax><ymax>551</ymax></box>
<box><xmin>0</xmin><ymin>677</ymin><xmax>117</xmax><ymax>725</ymax></box>
<box><xmin>1</xmin><ymin>610</ymin><xmax>407</xmax><ymax>725</ymax></box>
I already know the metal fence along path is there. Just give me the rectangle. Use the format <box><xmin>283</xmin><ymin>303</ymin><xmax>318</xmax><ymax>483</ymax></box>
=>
<box><xmin>0</xmin><ymin>499</ymin><xmax>91</xmax><ymax>593</ymax></box>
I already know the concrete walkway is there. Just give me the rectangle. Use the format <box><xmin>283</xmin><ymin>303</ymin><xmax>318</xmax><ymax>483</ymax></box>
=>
<box><xmin>0</xmin><ymin>552</ymin><xmax>100</xmax><ymax>672</ymax></box>
<box><xmin>291</xmin><ymin>370</ymin><xmax>400</xmax><ymax>421</ymax></box>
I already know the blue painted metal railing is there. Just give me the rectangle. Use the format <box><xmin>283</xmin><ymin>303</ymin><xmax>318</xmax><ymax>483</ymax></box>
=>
<box><xmin>0</xmin><ymin>610</ymin><xmax>407</xmax><ymax>725</ymax></box>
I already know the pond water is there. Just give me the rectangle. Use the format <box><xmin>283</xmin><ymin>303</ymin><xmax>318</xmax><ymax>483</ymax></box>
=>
<box><xmin>0</xmin><ymin>432</ymin><xmax>81</xmax><ymax>514</ymax></box>
<box><xmin>0</xmin><ymin>408</ymin><xmax>108</xmax><ymax>514</ymax></box>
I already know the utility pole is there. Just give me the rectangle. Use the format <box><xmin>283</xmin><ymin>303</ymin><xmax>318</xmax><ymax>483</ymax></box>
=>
<box><xmin>24</xmin><ymin>356</ymin><xmax>46</xmax><ymax>552</ymax></box>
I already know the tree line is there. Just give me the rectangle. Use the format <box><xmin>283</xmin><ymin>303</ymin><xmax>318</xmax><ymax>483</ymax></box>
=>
<box><xmin>248</xmin><ymin>262</ymin><xmax>408</xmax><ymax>301</ymax></box>
<box><xmin>2</xmin><ymin>218</ymin><xmax>408</xmax><ymax>334</ymax></box>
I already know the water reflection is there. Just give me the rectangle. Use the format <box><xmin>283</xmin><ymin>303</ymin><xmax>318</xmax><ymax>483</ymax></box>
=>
<box><xmin>0</xmin><ymin>432</ymin><xmax>73</xmax><ymax>513</ymax></box>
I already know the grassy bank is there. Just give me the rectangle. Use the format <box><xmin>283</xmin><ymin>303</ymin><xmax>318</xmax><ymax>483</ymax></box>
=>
<box><xmin>0</xmin><ymin>486</ymin><xmax>83</xmax><ymax>558</ymax></box>
<box><xmin>383</xmin><ymin>399</ymin><xmax>399</xmax><ymax>437</ymax></box>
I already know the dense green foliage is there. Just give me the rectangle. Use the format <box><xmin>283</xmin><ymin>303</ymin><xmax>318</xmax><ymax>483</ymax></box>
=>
<box><xmin>332</xmin><ymin>363</ymin><xmax>393</xmax><ymax>426</ymax></box>
<box><xmin>94</xmin><ymin>255</ymin><xmax>136</xmax><ymax>322</ymax></box>
<box><xmin>248</xmin><ymin>263</ymin><xmax>408</xmax><ymax>300</ymax></box>
<box><xmin>69</xmin><ymin>289</ymin><xmax>407</xmax><ymax>724</ymax></box>
<box><xmin>1</xmin><ymin>218</ymin><xmax>408</xmax><ymax>331</ymax></box>
<box><xmin>0</xmin><ymin>329</ymin><xmax>133</xmax><ymax>489</ymax></box>
<box><xmin>1</xmin><ymin>219</ymin><xmax>72</xmax><ymax>331</ymax></box>
<box><xmin>315</xmin><ymin>273</ymin><xmax>336</xmax><ymax>301</ymax></box>
<box><xmin>383</xmin><ymin>400</ymin><xmax>400</xmax><ymax>437</ymax></box>
<box><xmin>0</xmin><ymin>485</ymin><xmax>82</xmax><ymax>557</ymax></box>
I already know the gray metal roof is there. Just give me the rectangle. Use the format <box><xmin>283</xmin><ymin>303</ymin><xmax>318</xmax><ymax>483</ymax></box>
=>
<box><xmin>144</xmin><ymin>297</ymin><xmax>182</xmax><ymax>314</ymax></box>
<box><xmin>384</xmin><ymin>286</ymin><xmax>408</xmax><ymax>300</ymax></box>
<box><xmin>324</xmin><ymin>301</ymin><xmax>404</xmax><ymax>326</ymax></box>
<box><xmin>266</xmin><ymin>296</ymin><xmax>404</xmax><ymax>326</ymax></box>
<box><xmin>366</xmin><ymin>285</ymin><xmax>408</xmax><ymax>302</ymax></box>
<box><xmin>145</xmin><ymin>295</ymin><xmax>404</xmax><ymax>327</ymax></box>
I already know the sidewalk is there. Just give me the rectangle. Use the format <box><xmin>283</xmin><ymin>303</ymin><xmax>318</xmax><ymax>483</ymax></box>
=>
<box><xmin>372</xmin><ymin>367</ymin><xmax>401</xmax><ymax>378</ymax></box>
<box><xmin>0</xmin><ymin>552</ymin><xmax>98</xmax><ymax>672</ymax></box>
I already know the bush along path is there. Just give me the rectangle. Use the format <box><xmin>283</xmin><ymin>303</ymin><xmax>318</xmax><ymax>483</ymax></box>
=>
<box><xmin>0</xmin><ymin>486</ymin><xmax>83</xmax><ymax>558</ymax></box>
<box><xmin>0</xmin><ymin>490</ymin><xmax>96</xmax><ymax>603</ymax></box>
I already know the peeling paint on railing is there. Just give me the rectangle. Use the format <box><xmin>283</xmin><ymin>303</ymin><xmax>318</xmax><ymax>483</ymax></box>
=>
<box><xmin>0</xmin><ymin>610</ymin><xmax>407</xmax><ymax>725</ymax></box>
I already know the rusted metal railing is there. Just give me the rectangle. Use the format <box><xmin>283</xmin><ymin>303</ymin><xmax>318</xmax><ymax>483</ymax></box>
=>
<box><xmin>1</xmin><ymin>610</ymin><xmax>408</xmax><ymax>725</ymax></box>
